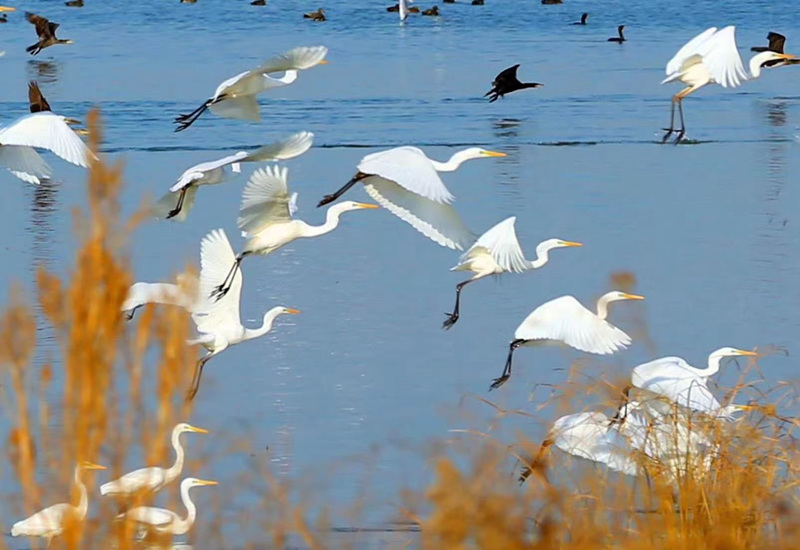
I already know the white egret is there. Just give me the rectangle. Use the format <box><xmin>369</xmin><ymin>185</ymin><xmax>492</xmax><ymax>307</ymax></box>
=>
<box><xmin>153</xmin><ymin>131</ymin><xmax>314</xmax><ymax>221</ymax></box>
<box><xmin>316</xmin><ymin>146</ymin><xmax>507</xmax><ymax>251</ymax></box>
<box><xmin>661</xmin><ymin>26</ymin><xmax>797</xmax><ymax>142</ymax></box>
<box><xmin>629</xmin><ymin>347</ymin><xmax>757</xmax><ymax>415</ymax></box>
<box><xmin>0</xmin><ymin>112</ymin><xmax>91</xmax><ymax>184</ymax></box>
<box><xmin>122</xmin><ymin>275</ymin><xmax>198</xmax><ymax>320</ymax></box>
<box><xmin>100</xmin><ymin>423</ymin><xmax>207</xmax><ymax>497</ymax></box>
<box><xmin>117</xmin><ymin>477</ymin><xmax>217</xmax><ymax>536</ymax></box>
<box><xmin>11</xmin><ymin>462</ymin><xmax>106</xmax><ymax>544</ymax></box>
<box><xmin>443</xmin><ymin>216</ymin><xmax>582</xmax><ymax>329</ymax></box>
<box><xmin>210</xmin><ymin>166</ymin><xmax>378</xmax><ymax>299</ymax></box>
<box><xmin>188</xmin><ymin>228</ymin><xmax>301</xmax><ymax>399</ymax></box>
<box><xmin>399</xmin><ymin>0</ymin><xmax>410</xmax><ymax>21</ymax></box>
<box><xmin>174</xmin><ymin>46</ymin><xmax>328</xmax><ymax>131</ymax></box>
<box><xmin>492</xmin><ymin>291</ymin><xmax>643</xmax><ymax>389</ymax></box>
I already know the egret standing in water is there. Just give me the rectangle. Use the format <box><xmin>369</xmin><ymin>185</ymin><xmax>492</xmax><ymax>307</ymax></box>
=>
<box><xmin>211</xmin><ymin>166</ymin><xmax>378</xmax><ymax>300</ymax></box>
<box><xmin>492</xmin><ymin>291</ymin><xmax>643</xmax><ymax>389</ymax></box>
<box><xmin>661</xmin><ymin>26</ymin><xmax>796</xmax><ymax>143</ymax></box>
<box><xmin>117</xmin><ymin>478</ymin><xmax>217</xmax><ymax>536</ymax></box>
<box><xmin>443</xmin><ymin>216</ymin><xmax>582</xmax><ymax>329</ymax></box>
<box><xmin>317</xmin><ymin>146</ymin><xmax>505</xmax><ymax>250</ymax></box>
<box><xmin>485</xmin><ymin>64</ymin><xmax>543</xmax><ymax>102</ymax></box>
<box><xmin>174</xmin><ymin>46</ymin><xmax>328</xmax><ymax>131</ymax></box>
<box><xmin>11</xmin><ymin>462</ymin><xmax>106</xmax><ymax>545</ymax></box>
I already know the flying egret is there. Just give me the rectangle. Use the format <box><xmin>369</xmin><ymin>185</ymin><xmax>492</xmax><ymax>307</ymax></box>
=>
<box><xmin>316</xmin><ymin>146</ymin><xmax>506</xmax><ymax>250</ymax></box>
<box><xmin>210</xmin><ymin>166</ymin><xmax>378</xmax><ymax>300</ymax></box>
<box><xmin>629</xmin><ymin>347</ymin><xmax>758</xmax><ymax>415</ymax></box>
<box><xmin>100</xmin><ymin>423</ymin><xmax>208</xmax><ymax>497</ymax></box>
<box><xmin>174</xmin><ymin>46</ymin><xmax>328</xmax><ymax>131</ymax></box>
<box><xmin>661</xmin><ymin>26</ymin><xmax>797</xmax><ymax>143</ymax></box>
<box><xmin>492</xmin><ymin>291</ymin><xmax>644</xmax><ymax>389</ymax></box>
<box><xmin>485</xmin><ymin>65</ymin><xmax>543</xmax><ymax>102</ymax></box>
<box><xmin>26</xmin><ymin>13</ymin><xmax>73</xmax><ymax>56</ymax></box>
<box><xmin>188</xmin><ymin>228</ymin><xmax>301</xmax><ymax>400</ymax></box>
<box><xmin>152</xmin><ymin>131</ymin><xmax>314</xmax><ymax>221</ymax></box>
<box><xmin>11</xmin><ymin>462</ymin><xmax>106</xmax><ymax>544</ymax></box>
<box><xmin>0</xmin><ymin>112</ymin><xmax>91</xmax><ymax>184</ymax></box>
<box><xmin>122</xmin><ymin>275</ymin><xmax>198</xmax><ymax>320</ymax></box>
<box><xmin>442</xmin><ymin>216</ymin><xmax>582</xmax><ymax>329</ymax></box>
<box><xmin>28</xmin><ymin>81</ymin><xmax>86</xmax><ymax>134</ymax></box>
<box><xmin>117</xmin><ymin>478</ymin><xmax>217</xmax><ymax>536</ymax></box>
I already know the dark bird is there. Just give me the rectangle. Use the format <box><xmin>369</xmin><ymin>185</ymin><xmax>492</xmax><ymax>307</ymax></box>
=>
<box><xmin>608</xmin><ymin>25</ymin><xmax>626</xmax><ymax>43</ymax></box>
<box><xmin>181</xmin><ymin>0</ymin><xmax>197</xmax><ymax>3</ymax></box>
<box><xmin>541</xmin><ymin>0</ymin><xmax>562</xmax><ymax>4</ymax></box>
<box><xmin>0</xmin><ymin>14</ymin><xmax>8</xmax><ymax>23</ymax></box>
<box><xmin>443</xmin><ymin>0</ymin><xmax>455</xmax><ymax>3</ymax></box>
<box><xmin>472</xmin><ymin>0</ymin><xmax>484</xmax><ymax>4</ymax></box>
<box><xmin>572</xmin><ymin>13</ymin><xmax>588</xmax><ymax>25</ymax></box>
<box><xmin>422</xmin><ymin>6</ymin><xmax>439</xmax><ymax>15</ymax></box>
<box><xmin>751</xmin><ymin>32</ymin><xmax>800</xmax><ymax>67</ymax></box>
<box><xmin>25</xmin><ymin>13</ymin><xmax>73</xmax><ymax>56</ymax></box>
<box><xmin>304</xmin><ymin>8</ymin><xmax>326</xmax><ymax>21</ymax></box>
<box><xmin>65</xmin><ymin>0</ymin><xmax>84</xmax><ymax>7</ymax></box>
<box><xmin>251</xmin><ymin>0</ymin><xmax>266</xmax><ymax>4</ymax></box>
<box><xmin>28</xmin><ymin>81</ymin><xmax>86</xmax><ymax>131</ymax></box>
<box><xmin>485</xmin><ymin>64</ymin><xmax>542</xmax><ymax>103</ymax></box>
<box><xmin>387</xmin><ymin>3</ymin><xmax>419</xmax><ymax>12</ymax></box>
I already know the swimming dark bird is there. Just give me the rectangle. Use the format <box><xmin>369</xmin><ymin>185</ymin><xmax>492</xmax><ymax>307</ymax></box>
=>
<box><xmin>485</xmin><ymin>64</ymin><xmax>542</xmax><ymax>103</ymax></box>
<box><xmin>443</xmin><ymin>0</ymin><xmax>455</xmax><ymax>3</ymax></box>
<box><xmin>422</xmin><ymin>6</ymin><xmax>439</xmax><ymax>15</ymax></box>
<box><xmin>0</xmin><ymin>14</ymin><xmax>7</xmax><ymax>23</ymax></box>
<box><xmin>472</xmin><ymin>0</ymin><xmax>484</xmax><ymax>4</ymax></box>
<box><xmin>251</xmin><ymin>0</ymin><xmax>266</xmax><ymax>4</ymax></box>
<box><xmin>304</xmin><ymin>8</ymin><xmax>326</xmax><ymax>21</ymax></box>
<box><xmin>181</xmin><ymin>0</ymin><xmax>197</xmax><ymax>3</ymax></box>
<box><xmin>387</xmin><ymin>3</ymin><xmax>419</xmax><ymax>12</ymax></box>
<box><xmin>751</xmin><ymin>32</ymin><xmax>800</xmax><ymax>67</ymax></box>
<box><xmin>25</xmin><ymin>13</ymin><xmax>73</xmax><ymax>56</ymax></box>
<box><xmin>608</xmin><ymin>25</ymin><xmax>626</xmax><ymax>43</ymax></box>
<box><xmin>572</xmin><ymin>13</ymin><xmax>588</xmax><ymax>25</ymax></box>
<box><xmin>65</xmin><ymin>0</ymin><xmax>84</xmax><ymax>7</ymax></box>
<box><xmin>541</xmin><ymin>0</ymin><xmax>562</xmax><ymax>4</ymax></box>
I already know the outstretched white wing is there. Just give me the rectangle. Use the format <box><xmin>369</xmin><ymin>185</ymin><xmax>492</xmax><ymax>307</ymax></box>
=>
<box><xmin>695</xmin><ymin>26</ymin><xmax>747</xmax><ymax>88</ymax></box>
<box><xmin>193</xmin><ymin>229</ymin><xmax>242</xmax><ymax>335</ymax></box>
<box><xmin>152</xmin><ymin>186</ymin><xmax>199</xmax><ymax>221</ymax></box>
<box><xmin>171</xmin><ymin>152</ymin><xmax>249</xmax><ymax>192</ymax></box>
<box><xmin>237</xmin><ymin>165</ymin><xmax>293</xmax><ymax>236</ymax></box>
<box><xmin>515</xmin><ymin>295</ymin><xmax>632</xmax><ymax>355</ymax></box>
<box><xmin>208</xmin><ymin>96</ymin><xmax>261</xmax><ymax>121</ymax></box>
<box><xmin>244</xmin><ymin>131</ymin><xmax>314</xmax><ymax>162</ymax></box>
<box><xmin>463</xmin><ymin>216</ymin><xmax>528</xmax><ymax>273</ymax></box>
<box><xmin>257</xmin><ymin>46</ymin><xmax>329</xmax><ymax>74</ymax></box>
<box><xmin>665</xmin><ymin>27</ymin><xmax>718</xmax><ymax>79</ymax></box>
<box><xmin>0</xmin><ymin>145</ymin><xmax>52</xmax><ymax>184</ymax></box>
<box><xmin>551</xmin><ymin>412</ymin><xmax>640</xmax><ymax>477</ymax></box>
<box><xmin>0</xmin><ymin>112</ymin><xmax>90</xmax><ymax>168</ymax></box>
<box><xmin>364</xmin><ymin>176</ymin><xmax>475</xmax><ymax>251</ymax></box>
<box><xmin>358</xmin><ymin>146</ymin><xmax>454</xmax><ymax>203</ymax></box>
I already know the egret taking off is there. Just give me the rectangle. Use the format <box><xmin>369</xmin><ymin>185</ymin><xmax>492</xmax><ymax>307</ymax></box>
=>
<box><xmin>661</xmin><ymin>26</ymin><xmax>797</xmax><ymax>143</ymax></box>
<box><xmin>0</xmin><ymin>112</ymin><xmax>91</xmax><ymax>184</ymax></box>
<box><xmin>117</xmin><ymin>478</ymin><xmax>217</xmax><ymax>536</ymax></box>
<box><xmin>100</xmin><ymin>423</ymin><xmax>208</xmax><ymax>497</ymax></box>
<box><xmin>122</xmin><ymin>275</ymin><xmax>198</xmax><ymax>320</ymax></box>
<box><xmin>316</xmin><ymin>146</ymin><xmax>506</xmax><ymax>250</ymax></box>
<box><xmin>174</xmin><ymin>46</ymin><xmax>328</xmax><ymax>131</ymax></box>
<box><xmin>629</xmin><ymin>347</ymin><xmax>757</xmax><ymax>414</ymax></box>
<box><xmin>211</xmin><ymin>166</ymin><xmax>378</xmax><ymax>300</ymax></box>
<box><xmin>188</xmin><ymin>228</ymin><xmax>301</xmax><ymax>400</ymax></box>
<box><xmin>442</xmin><ymin>216</ymin><xmax>582</xmax><ymax>329</ymax></box>
<box><xmin>153</xmin><ymin>131</ymin><xmax>314</xmax><ymax>221</ymax></box>
<box><xmin>492</xmin><ymin>291</ymin><xmax>643</xmax><ymax>389</ymax></box>
<box><xmin>11</xmin><ymin>462</ymin><xmax>106</xmax><ymax>545</ymax></box>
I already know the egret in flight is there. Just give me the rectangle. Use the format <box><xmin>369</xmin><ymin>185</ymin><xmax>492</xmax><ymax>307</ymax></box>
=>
<box><xmin>117</xmin><ymin>478</ymin><xmax>217</xmax><ymax>536</ymax></box>
<box><xmin>661</xmin><ymin>26</ymin><xmax>797</xmax><ymax>143</ymax></box>
<box><xmin>11</xmin><ymin>462</ymin><xmax>106</xmax><ymax>545</ymax></box>
<box><xmin>153</xmin><ymin>131</ymin><xmax>314</xmax><ymax>221</ymax></box>
<box><xmin>174</xmin><ymin>46</ymin><xmax>328</xmax><ymax>131</ymax></box>
<box><xmin>317</xmin><ymin>146</ymin><xmax>506</xmax><ymax>250</ymax></box>
<box><xmin>0</xmin><ymin>112</ymin><xmax>91</xmax><ymax>184</ymax></box>
<box><xmin>485</xmin><ymin>64</ymin><xmax>543</xmax><ymax>102</ymax></box>
<box><xmin>442</xmin><ymin>216</ymin><xmax>582</xmax><ymax>329</ymax></box>
<box><xmin>211</xmin><ymin>166</ymin><xmax>378</xmax><ymax>300</ymax></box>
<box><xmin>100</xmin><ymin>423</ymin><xmax>207</xmax><ymax>497</ymax></box>
<box><xmin>188</xmin><ymin>228</ymin><xmax>301</xmax><ymax>399</ymax></box>
<box><xmin>629</xmin><ymin>347</ymin><xmax>757</xmax><ymax>415</ymax></box>
<box><xmin>492</xmin><ymin>291</ymin><xmax>643</xmax><ymax>389</ymax></box>
<box><xmin>122</xmin><ymin>275</ymin><xmax>198</xmax><ymax>320</ymax></box>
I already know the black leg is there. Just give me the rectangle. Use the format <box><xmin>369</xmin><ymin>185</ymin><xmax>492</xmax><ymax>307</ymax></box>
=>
<box><xmin>661</xmin><ymin>99</ymin><xmax>676</xmax><ymax>143</ymax></box>
<box><xmin>186</xmin><ymin>355</ymin><xmax>211</xmax><ymax>401</ymax></box>
<box><xmin>317</xmin><ymin>173</ymin><xmax>368</xmax><ymax>207</ymax></box>
<box><xmin>490</xmin><ymin>339</ymin><xmax>526</xmax><ymax>390</ymax></box>
<box><xmin>166</xmin><ymin>188</ymin><xmax>187</xmax><ymax>219</ymax></box>
<box><xmin>124</xmin><ymin>306</ymin><xmax>140</xmax><ymax>322</ymax></box>
<box><xmin>210</xmin><ymin>253</ymin><xmax>247</xmax><ymax>301</ymax></box>
<box><xmin>608</xmin><ymin>385</ymin><xmax>632</xmax><ymax>426</ymax></box>
<box><xmin>174</xmin><ymin>99</ymin><xmax>216</xmax><ymax>133</ymax></box>
<box><xmin>442</xmin><ymin>279</ymin><xmax>472</xmax><ymax>330</ymax></box>
<box><xmin>674</xmin><ymin>100</ymin><xmax>686</xmax><ymax>144</ymax></box>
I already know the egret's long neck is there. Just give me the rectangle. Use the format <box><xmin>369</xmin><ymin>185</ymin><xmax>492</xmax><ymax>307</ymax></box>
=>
<box><xmin>704</xmin><ymin>352</ymin><xmax>726</xmax><ymax>378</ymax></box>
<box><xmin>164</xmin><ymin>429</ymin><xmax>185</xmax><ymax>484</ymax></box>
<box><xmin>595</xmin><ymin>293</ymin><xmax>616</xmax><ymax>320</ymax></box>
<box><xmin>243</xmin><ymin>308</ymin><xmax>282</xmax><ymax>340</ymax></box>
<box><xmin>174</xmin><ymin>483</ymin><xmax>198</xmax><ymax>535</ymax></box>
<box><xmin>526</xmin><ymin>245</ymin><xmax>551</xmax><ymax>270</ymax></box>
<box><xmin>74</xmin><ymin>467</ymin><xmax>88</xmax><ymax>519</ymax></box>
<box><xmin>430</xmin><ymin>150</ymin><xmax>475</xmax><ymax>172</ymax></box>
<box><xmin>301</xmin><ymin>205</ymin><xmax>346</xmax><ymax>238</ymax></box>
<box><xmin>748</xmin><ymin>52</ymin><xmax>772</xmax><ymax>79</ymax></box>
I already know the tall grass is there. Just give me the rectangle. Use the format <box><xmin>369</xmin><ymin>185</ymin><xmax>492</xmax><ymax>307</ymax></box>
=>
<box><xmin>0</xmin><ymin>112</ymin><xmax>799</xmax><ymax>549</ymax></box>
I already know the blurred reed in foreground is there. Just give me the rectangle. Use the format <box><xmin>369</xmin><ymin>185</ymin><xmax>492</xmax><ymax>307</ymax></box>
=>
<box><xmin>0</xmin><ymin>112</ymin><xmax>799</xmax><ymax>549</ymax></box>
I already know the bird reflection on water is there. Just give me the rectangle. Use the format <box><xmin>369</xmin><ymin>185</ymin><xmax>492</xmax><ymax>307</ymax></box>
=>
<box><xmin>27</xmin><ymin>59</ymin><xmax>60</xmax><ymax>84</ymax></box>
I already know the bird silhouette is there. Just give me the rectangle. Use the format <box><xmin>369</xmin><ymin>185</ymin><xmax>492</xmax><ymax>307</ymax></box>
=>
<box><xmin>485</xmin><ymin>64</ymin><xmax>542</xmax><ymax>103</ymax></box>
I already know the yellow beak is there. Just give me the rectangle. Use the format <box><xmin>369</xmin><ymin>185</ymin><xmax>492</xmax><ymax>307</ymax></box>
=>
<box><xmin>318</xmin><ymin>60</ymin><xmax>329</xmax><ymax>65</ymax></box>
<box><xmin>285</xmin><ymin>308</ymin><xmax>301</xmax><ymax>315</ymax></box>
<box><xmin>0</xmin><ymin>6</ymin><xmax>16</xmax><ymax>12</ymax></box>
<box><xmin>196</xmin><ymin>479</ymin><xmax>218</xmax><ymax>487</ymax></box>
<box><xmin>84</xmin><ymin>462</ymin><xmax>107</xmax><ymax>471</ymax></box>
<box><xmin>482</xmin><ymin>150</ymin><xmax>507</xmax><ymax>158</ymax></box>
<box><xmin>736</xmin><ymin>350</ymin><xmax>758</xmax><ymax>357</ymax></box>
<box><xmin>561</xmin><ymin>241</ymin><xmax>583</xmax><ymax>247</ymax></box>
<box><xmin>777</xmin><ymin>53</ymin><xmax>798</xmax><ymax>60</ymax></box>
<box><xmin>187</xmin><ymin>425</ymin><xmax>209</xmax><ymax>434</ymax></box>
<box><xmin>622</xmin><ymin>293</ymin><xmax>645</xmax><ymax>300</ymax></box>
<box><xmin>356</xmin><ymin>202</ymin><xmax>380</xmax><ymax>209</ymax></box>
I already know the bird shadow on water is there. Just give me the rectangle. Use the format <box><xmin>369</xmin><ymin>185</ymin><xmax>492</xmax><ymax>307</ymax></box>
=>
<box><xmin>26</xmin><ymin>59</ymin><xmax>61</xmax><ymax>84</ymax></box>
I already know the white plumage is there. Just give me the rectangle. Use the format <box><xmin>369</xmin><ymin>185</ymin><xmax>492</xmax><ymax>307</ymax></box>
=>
<box><xmin>121</xmin><ymin>278</ymin><xmax>197</xmax><ymax>319</ymax></box>
<box><xmin>0</xmin><ymin>112</ymin><xmax>91</xmax><ymax>184</ymax></box>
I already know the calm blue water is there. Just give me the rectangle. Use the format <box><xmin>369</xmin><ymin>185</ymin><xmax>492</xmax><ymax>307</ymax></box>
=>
<box><xmin>1</xmin><ymin>0</ymin><xmax>800</xmax><ymax>546</ymax></box>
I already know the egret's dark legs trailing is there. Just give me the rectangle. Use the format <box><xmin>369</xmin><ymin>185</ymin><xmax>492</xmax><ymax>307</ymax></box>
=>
<box><xmin>124</xmin><ymin>305</ymin><xmax>140</xmax><ymax>321</ymax></box>
<box><xmin>317</xmin><ymin>172</ymin><xmax>368</xmax><ymax>207</ymax></box>
<box><xmin>174</xmin><ymin>95</ymin><xmax>226</xmax><ymax>132</ymax></box>
<box><xmin>211</xmin><ymin>251</ymin><xmax>250</xmax><ymax>301</ymax></box>
<box><xmin>490</xmin><ymin>338</ymin><xmax>526</xmax><ymax>390</ymax></box>
<box><xmin>608</xmin><ymin>384</ymin><xmax>633</xmax><ymax>425</ymax></box>
<box><xmin>166</xmin><ymin>187</ymin><xmax>187</xmax><ymax>219</ymax></box>
<box><xmin>186</xmin><ymin>355</ymin><xmax>212</xmax><ymax>401</ymax></box>
<box><xmin>442</xmin><ymin>279</ymin><xmax>475</xmax><ymax>330</ymax></box>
